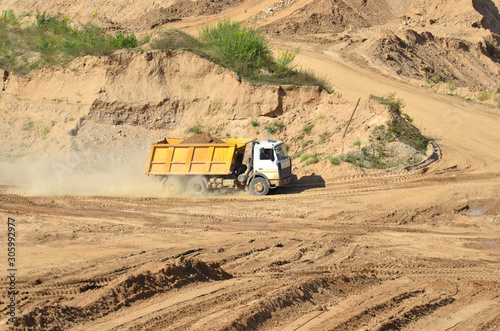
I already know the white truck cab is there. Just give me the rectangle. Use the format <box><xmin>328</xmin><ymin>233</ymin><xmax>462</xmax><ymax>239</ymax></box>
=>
<box><xmin>247</xmin><ymin>140</ymin><xmax>292</xmax><ymax>195</ymax></box>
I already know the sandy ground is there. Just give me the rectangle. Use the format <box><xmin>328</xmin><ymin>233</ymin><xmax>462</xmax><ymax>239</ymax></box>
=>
<box><xmin>1</xmin><ymin>0</ymin><xmax>500</xmax><ymax>330</ymax></box>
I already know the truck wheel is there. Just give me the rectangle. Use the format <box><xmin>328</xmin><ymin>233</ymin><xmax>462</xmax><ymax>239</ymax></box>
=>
<box><xmin>249</xmin><ymin>177</ymin><xmax>269</xmax><ymax>196</ymax></box>
<box><xmin>162</xmin><ymin>177</ymin><xmax>185</xmax><ymax>195</ymax></box>
<box><xmin>187</xmin><ymin>177</ymin><xmax>207</xmax><ymax>196</ymax></box>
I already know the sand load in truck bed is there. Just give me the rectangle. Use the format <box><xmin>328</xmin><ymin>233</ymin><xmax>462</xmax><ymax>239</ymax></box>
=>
<box><xmin>180</xmin><ymin>134</ymin><xmax>225</xmax><ymax>144</ymax></box>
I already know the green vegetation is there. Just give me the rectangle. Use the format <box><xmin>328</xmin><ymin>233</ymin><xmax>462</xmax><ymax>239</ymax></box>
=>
<box><xmin>250</xmin><ymin>119</ymin><xmax>259</xmax><ymax>127</ymax></box>
<box><xmin>304</xmin><ymin>153</ymin><xmax>321</xmax><ymax>166</ymax></box>
<box><xmin>342</xmin><ymin>153</ymin><xmax>365</xmax><ymax>167</ymax></box>
<box><xmin>447</xmin><ymin>81</ymin><xmax>457</xmax><ymax>92</ymax></box>
<box><xmin>188</xmin><ymin>121</ymin><xmax>204</xmax><ymax>134</ymax></box>
<box><xmin>0</xmin><ymin>10</ymin><xmax>143</xmax><ymax>75</ymax></box>
<box><xmin>426</xmin><ymin>69</ymin><xmax>449</xmax><ymax>86</ymax></box>
<box><xmin>370</xmin><ymin>93</ymin><xmax>428</xmax><ymax>154</ymax></box>
<box><xmin>265</xmin><ymin>121</ymin><xmax>284</xmax><ymax>134</ymax></box>
<box><xmin>301</xmin><ymin>139</ymin><xmax>313</xmax><ymax>149</ymax></box>
<box><xmin>301</xmin><ymin>123</ymin><xmax>313</xmax><ymax>135</ymax></box>
<box><xmin>1</xmin><ymin>12</ymin><xmax>330</xmax><ymax>90</ymax></box>
<box><xmin>476</xmin><ymin>91</ymin><xmax>491</xmax><ymax>101</ymax></box>
<box><xmin>300</xmin><ymin>153</ymin><xmax>312</xmax><ymax>163</ymax></box>
<box><xmin>180</xmin><ymin>82</ymin><xmax>193</xmax><ymax>90</ymax></box>
<box><xmin>291</xmin><ymin>150</ymin><xmax>303</xmax><ymax>160</ymax></box>
<box><xmin>293</xmin><ymin>93</ymin><xmax>429</xmax><ymax>169</ymax></box>
<box><xmin>325</xmin><ymin>155</ymin><xmax>341</xmax><ymax>165</ymax></box>
<box><xmin>319</xmin><ymin>131</ymin><xmax>330</xmax><ymax>144</ymax></box>
<box><xmin>41</xmin><ymin>126</ymin><xmax>51</xmax><ymax>139</ymax></box>
<box><xmin>22</xmin><ymin>119</ymin><xmax>34</xmax><ymax>131</ymax></box>
<box><xmin>199</xmin><ymin>20</ymin><xmax>269</xmax><ymax>75</ymax></box>
<box><xmin>275</xmin><ymin>48</ymin><xmax>299</xmax><ymax>74</ymax></box>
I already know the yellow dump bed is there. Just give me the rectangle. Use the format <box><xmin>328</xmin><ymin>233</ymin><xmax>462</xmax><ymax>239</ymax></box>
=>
<box><xmin>146</xmin><ymin>138</ymin><xmax>254</xmax><ymax>176</ymax></box>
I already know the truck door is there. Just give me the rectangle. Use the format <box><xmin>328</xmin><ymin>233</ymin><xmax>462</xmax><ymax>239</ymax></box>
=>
<box><xmin>254</xmin><ymin>146</ymin><xmax>279</xmax><ymax>180</ymax></box>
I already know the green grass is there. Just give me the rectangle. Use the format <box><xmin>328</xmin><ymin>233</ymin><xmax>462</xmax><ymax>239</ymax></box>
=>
<box><xmin>325</xmin><ymin>155</ymin><xmax>341</xmax><ymax>165</ymax></box>
<box><xmin>476</xmin><ymin>91</ymin><xmax>491</xmax><ymax>101</ymax></box>
<box><xmin>296</xmin><ymin>152</ymin><xmax>321</xmax><ymax>166</ymax></box>
<box><xmin>319</xmin><ymin>131</ymin><xmax>330</xmax><ymax>144</ymax></box>
<box><xmin>342</xmin><ymin>153</ymin><xmax>365</xmax><ymax>167</ymax></box>
<box><xmin>301</xmin><ymin>139</ymin><xmax>313</xmax><ymax>149</ymax></box>
<box><xmin>291</xmin><ymin>150</ymin><xmax>304</xmax><ymax>160</ymax></box>
<box><xmin>250</xmin><ymin>119</ymin><xmax>259</xmax><ymax>127</ymax></box>
<box><xmin>0</xmin><ymin>10</ymin><xmax>144</xmax><ymax>75</ymax></box>
<box><xmin>196</xmin><ymin>20</ymin><xmax>330</xmax><ymax>90</ymax></box>
<box><xmin>188</xmin><ymin>122</ymin><xmax>204</xmax><ymax>134</ymax></box>
<box><xmin>1</xmin><ymin>12</ymin><xmax>331</xmax><ymax>91</ymax></box>
<box><xmin>370</xmin><ymin>93</ymin><xmax>428</xmax><ymax>153</ymax></box>
<box><xmin>304</xmin><ymin>153</ymin><xmax>320</xmax><ymax>166</ymax></box>
<box><xmin>265</xmin><ymin>121</ymin><xmax>284</xmax><ymax>134</ymax></box>
<box><xmin>301</xmin><ymin>123</ymin><xmax>312</xmax><ymax>135</ymax></box>
<box><xmin>300</xmin><ymin>153</ymin><xmax>312</xmax><ymax>162</ymax></box>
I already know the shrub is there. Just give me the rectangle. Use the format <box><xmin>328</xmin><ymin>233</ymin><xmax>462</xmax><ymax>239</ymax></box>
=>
<box><xmin>197</xmin><ymin>20</ymin><xmax>330</xmax><ymax>91</ymax></box>
<box><xmin>477</xmin><ymin>91</ymin><xmax>491</xmax><ymax>101</ymax></box>
<box><xmin>304</xmin><ymin>154</ymin><xmax>320</xmax><ymax>166</ymax></box>
<box><xmin>319</xmin><ymin>131</ymin><xmax>330</xmax><ymax>144</ymax></box>
<box><xmin>370</xmin><ymin>92</ymin><xmax>404</xmax><ymax>114</ymax></box>
<box><xmin>302</xmin><ymin>123</ymin><xmax>312</xmax><ymax>135</ymax></box>
<box><xmin>250</xmin><ymin>119</ymin><xmax>259</xmax><ymax>127</ymax></box>
<box><xmin>325</xmin><ymin>155</ymin><xmax>341</xmax><ymax>165</ymax></box>
<box><xmin>300</xmin><ymin>153</ymin><xmax>311</xmax><ymax>162</ymax></box>
<box><xmin>188</xmin><ymin>122</ymin><xmax>203</xmax><ymax>134</ymax></box>
<box><xmin>275</xmin><ymin>48</ymin><xmax>299</xmax><ymax>75</ymax></box>
<box><xmin>343</xmin><ymin>153</ymin><xmax>365</xmax><ymax>167</ymax></box>
<box><xmin>265</xmin><ymin>121</ymin><xmax>284</xmax><ymax>134</ymax></box>
<box><xmin>199</xmin><ymin>20</ymin><xmax>270</xmax><ymax>75</ymax></box>
<box><xmin>370</xmin><ymin>93</ymin><xmax>428</xmax><ymax>153</ymax></box>
<box><xmin>291</xmin><ymin>151</ymin><xmax>303</xmax><ymax>159</ymax></box>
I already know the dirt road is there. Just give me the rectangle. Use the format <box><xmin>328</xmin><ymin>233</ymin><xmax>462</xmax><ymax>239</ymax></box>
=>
<box><xmin>1</xmin><ymin>162</ymin><xmax>499</xmax><ymax>329</ymax></box>
<box><xmin>1</xmin><ymin>1</ymin><xmax>500</xmax><ymax>329</ymax></box>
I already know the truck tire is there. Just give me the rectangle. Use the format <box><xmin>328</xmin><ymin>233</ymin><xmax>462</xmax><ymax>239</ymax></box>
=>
<box><xmin>162</xmin><ymin>177</ymin><xmax>185</xmax><ymax>195</ymax></box>
<box><xmin>187</xmin><ymin>177</ymin><xmax>207</xmax><ymax>196</ymax></box>
<box><xmin>249</xmin><ymin>177</ymin><xmax>270</xmax><ymax>196</ymax></box>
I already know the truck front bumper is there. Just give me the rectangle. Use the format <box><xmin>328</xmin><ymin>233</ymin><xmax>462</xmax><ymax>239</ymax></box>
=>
<box><xmin>271</xmin><ymin>176</ymin><xmax>292</xmax><ymax>188</ymax></box>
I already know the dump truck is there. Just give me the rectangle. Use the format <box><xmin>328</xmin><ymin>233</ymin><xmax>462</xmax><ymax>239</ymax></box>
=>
<box><xmin>145</xmin><ymin>136</ymin><xmax>292</xmax><ymax>196</ymax></box>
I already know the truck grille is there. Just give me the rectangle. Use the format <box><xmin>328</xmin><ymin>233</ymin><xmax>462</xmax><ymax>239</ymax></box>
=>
<box><xmin>278</xmin><ymin>159</ymin><xmax>292</xmax><ymax>178</ymax></box>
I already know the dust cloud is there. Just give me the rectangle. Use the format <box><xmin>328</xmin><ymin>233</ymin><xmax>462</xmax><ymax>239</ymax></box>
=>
<box><xmin>0</xmin><ymin>152</ymin><xmax>165</xmax><ymax>197</ymax></box>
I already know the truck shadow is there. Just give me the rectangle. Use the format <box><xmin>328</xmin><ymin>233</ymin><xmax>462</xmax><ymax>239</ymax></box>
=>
<box><xmin>271</xmin><ymin>173</ymin><xmax>326</xmax><ymax>195</ymax></box>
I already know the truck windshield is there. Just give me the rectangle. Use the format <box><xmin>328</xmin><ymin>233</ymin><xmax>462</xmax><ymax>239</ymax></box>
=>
<box><xmin>274</xmin><ymin>144</ymin><xmax>288</xmax><ymax>160</ymax></box>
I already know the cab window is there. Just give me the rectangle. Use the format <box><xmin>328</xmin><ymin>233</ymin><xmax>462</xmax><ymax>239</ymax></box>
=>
<box><xmin>275</xmin><ymin>145</ymin><xmax>288</xmax><ymax>160</ymax></box>
<box><xmin>260</xmin><ymin>148</ymin><xmax>274</xmax><ymax>160</ymax></box>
